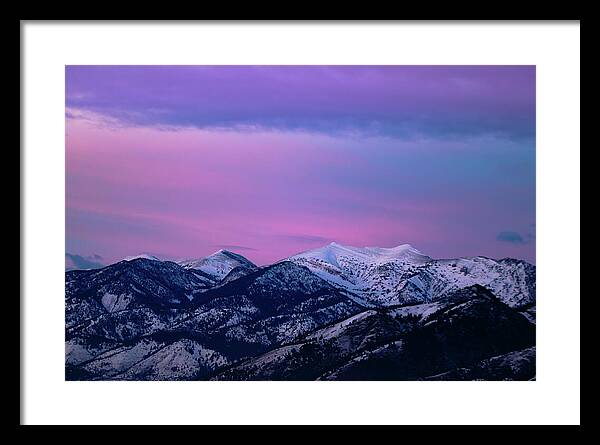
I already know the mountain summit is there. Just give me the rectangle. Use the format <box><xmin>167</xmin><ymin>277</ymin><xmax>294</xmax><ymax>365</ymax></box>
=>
<box><xmin>177</xmin><ymin>249</ymin><xmax>256</xmax><ymax>280</ymax></box>
<box><xmin>292</xmin><ymin>242</ymin><xmax>431</xmax><ymax>266</ymax></box>
<box><xmin>122</xmin><ymin>253</ymin><xmax>162</xmax><ymax>262</ymax></box>
<box><xmin>287</xmin><ymin>242</ymin><xmax>534</xmax><ymax>308</ymax></box>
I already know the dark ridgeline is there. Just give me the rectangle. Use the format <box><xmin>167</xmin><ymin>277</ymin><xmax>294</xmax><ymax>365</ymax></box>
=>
<box><xmin>65</xmin><ymin>246</ymin><xmax>536</xmax><ymax>381</ymax></box>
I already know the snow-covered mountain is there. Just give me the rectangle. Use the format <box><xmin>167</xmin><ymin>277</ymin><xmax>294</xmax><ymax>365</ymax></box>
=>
<box><xmin>177</xmin><ymin>249</ymin><xmax>257</xmax><ymax>280</ymax></box>
<box><xmin>287</xmin><ymin>242</ymin><xmax>535</xmax><ymax>309</ymax></box>
<box><xmin>65</xmin><ymin>242</ymin><xmax>536</xmax><ymax>381</ymax></box>
<box><xmin>65</xmin><ymin>258</ymin><xmax>209</xmax><ymax>332</ymax></box>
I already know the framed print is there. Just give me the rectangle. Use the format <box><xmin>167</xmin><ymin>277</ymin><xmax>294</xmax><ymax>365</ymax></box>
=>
<box><xmin>21</xmin><ymin>20</ymin><xmax>580</xmax><ymax>426</ymax></box>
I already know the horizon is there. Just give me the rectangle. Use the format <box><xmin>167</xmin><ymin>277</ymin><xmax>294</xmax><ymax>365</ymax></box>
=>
<box><xmin>66</xmin><ymin>239</ymin><xmax>536</xmax><ymax>270</ymax></box>
<box><xmin>66</xmin><ymin>65</ymin><xmax>535</xmax><ymax>266</ymax></box>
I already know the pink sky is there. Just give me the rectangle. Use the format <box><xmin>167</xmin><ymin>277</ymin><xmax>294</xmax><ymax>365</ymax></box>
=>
<box><xmin>66</xmin><ymin>66</ymin><xmax>535</xmax><ymax>265</ymax></box>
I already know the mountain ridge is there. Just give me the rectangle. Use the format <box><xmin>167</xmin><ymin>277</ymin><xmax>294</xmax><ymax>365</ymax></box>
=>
<box><xmin>65</xmin><ymin>242</ymin><xmax>536</xmax><ymax>381</ymax></box>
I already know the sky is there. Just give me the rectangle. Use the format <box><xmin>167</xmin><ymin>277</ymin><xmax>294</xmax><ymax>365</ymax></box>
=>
<box><xmin>66</xmin><ymin>65</ymin><xmax>535</xmax><ymax>266</ymax></box>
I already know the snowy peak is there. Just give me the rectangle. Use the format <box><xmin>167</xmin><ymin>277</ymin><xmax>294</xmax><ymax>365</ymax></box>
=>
<box><xmin>285</xmin><ymin>242</ymin><xmax>433</xmax><ymax>307</ymax></box>
<box><xmin>286</xmin><ymin>242</ymin><xmax>534</xmax><ymax>309</ymax></box>
<box><xmin>210</xmin><ymin>249</ymin><xmax>255</xmax><ymax>266</ymax></box>
<box><xmin>123</xmin><ymin>253</ymin><xmax>162</xmax><ymax>262</ymax></box>
<box><xmin>291</xmin><ymin>242</ymin><xmax>431</xmax><ymax>267</ymax></box>
<box><xmin>88</xmin><ymin>243</ymin><xmax>534</xmax><ymax>311</ymax></box>
<box><xmin>177</xmin><ymin>249</ymin><xmax>256</xmax><ymax>280</ymax></box>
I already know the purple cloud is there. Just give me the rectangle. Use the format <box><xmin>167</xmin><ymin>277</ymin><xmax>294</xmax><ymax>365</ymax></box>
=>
<box><xmin>66</xmin><ymin>65</ymin><xmax>535</xmax><ymax>140</ymax></box>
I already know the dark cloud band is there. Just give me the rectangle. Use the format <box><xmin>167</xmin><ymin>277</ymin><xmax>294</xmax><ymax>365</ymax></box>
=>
<box><xmin>496</xmin><ymin>231</ymin><xmax>527</xmax><ymax>244</ymax></box>
<box><xmin>66</xmin><ymin>65</ymin><xmax>535</xmax><ymax>140</ymax></box>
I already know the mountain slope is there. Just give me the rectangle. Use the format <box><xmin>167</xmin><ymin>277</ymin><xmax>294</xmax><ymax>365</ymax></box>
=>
<box><xmin>65</xmin><ymin>258</ymin><xmax>214</xmax><ymax>349</ymax></box>
<box><xmin>320</xmin><ymin>285</ymin><xmax>535</xmax><ymax>380</ymax></box>
<box><xmin>66</xmin><ymin>259</ymin><xmax>364</xmax><ymax>380</ymax></box>
<box><xmin>213</xmin><ymin>285</ymin><xmax>535</xmax><ymax>381</ymax></box>
<box><xmin>66</xmin><ymin>258</ymin><xmax>209</xmax><ymax>329</ymax></box>
<box><xmin>176</xmin><ymin>261</ymin><xmax>365</xmax><ymax>353</ymax></box>
<box><xmin>423</xmin><ymin>346</ymin><xmax>536</xmax><ymax>381</ymax></box>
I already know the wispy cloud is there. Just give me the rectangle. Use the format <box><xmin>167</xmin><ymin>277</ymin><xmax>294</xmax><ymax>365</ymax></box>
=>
<box><xmin>65</xmin><ymin>253</ymin><xmax>104</xmax><ymax>270</ymax></box>
<box><xmin>496</xmin><ymin>231</ymin><xmax>527</xmax><ymax>244</ymax></box>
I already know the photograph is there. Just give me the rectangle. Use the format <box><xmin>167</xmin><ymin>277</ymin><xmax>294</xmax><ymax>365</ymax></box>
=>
<box><xmin>65</xmin><ymin>65</ymin><xmax>537</xmax><ymax>381</ymax></box>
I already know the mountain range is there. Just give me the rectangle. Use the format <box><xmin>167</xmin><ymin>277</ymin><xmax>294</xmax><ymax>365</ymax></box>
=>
<box><xmin>65</xmin><ymin>243</ymin><xmax>536</xmax><ymax>381</ymax></box>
